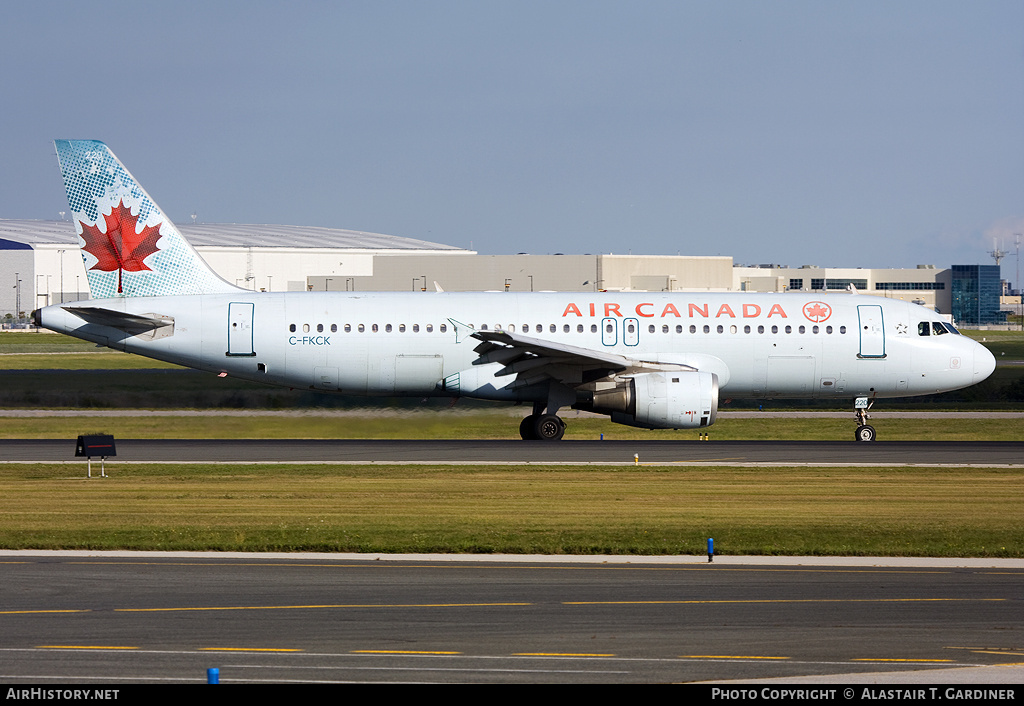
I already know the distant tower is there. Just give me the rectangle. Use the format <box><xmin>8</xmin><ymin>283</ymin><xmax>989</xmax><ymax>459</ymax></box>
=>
<box><xmin>989</xmin><ymin>238</ymin><xmax>1007</xmax><ymax>266</ymax></box>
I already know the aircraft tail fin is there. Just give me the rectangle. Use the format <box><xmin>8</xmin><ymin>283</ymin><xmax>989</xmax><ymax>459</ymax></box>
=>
<box><xmin>54</xmin><ymin>140</ymin><xmax>242</xmax><ymax>299</ymax></box>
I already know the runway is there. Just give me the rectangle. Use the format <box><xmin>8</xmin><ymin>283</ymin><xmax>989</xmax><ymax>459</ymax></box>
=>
<box><xmin>1</xmin><ymin>552</ymin><xmax>1021</xmax><ymax>684</ymax></box>
<box><xmin>4</xmin><ymin>439</ymin><xmax>1021</xmax><ymax>684</ymax></box>
<box><xmin>2</xmin><ymin>438</ymin><xmax>1022</xmax><ymax>466</ymax></box>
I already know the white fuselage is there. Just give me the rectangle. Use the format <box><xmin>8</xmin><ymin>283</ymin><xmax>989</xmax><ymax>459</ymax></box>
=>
<box><xmin>39</xmin><ymin>291</ymin><xmax>995</xmax><ymax>404</ymax></box>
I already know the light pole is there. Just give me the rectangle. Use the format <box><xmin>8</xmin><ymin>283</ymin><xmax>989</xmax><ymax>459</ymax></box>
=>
<box><xmin>58</xmin><ymin>249</ymin><xmax>65</xmax><ymax>303</ymax></box>
<box><xmin>1016</xmin><ymin>233</ymin><xmax>1022</xmax><ymax>331</ymax></box>
<box><xmin>14</xmin><ymin>273</ymin><xmax>21</xmax><ymax>323</ymax></box>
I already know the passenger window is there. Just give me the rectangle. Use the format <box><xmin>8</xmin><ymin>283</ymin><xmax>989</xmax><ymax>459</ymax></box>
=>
<box><xmin>439</xmin><ymin>324</ymin><xmax>446</xmax><ymax>333</ymax></box>
<box><xmin>317</xmin><ymin>324</ymin><xmax>323</xmax><ymax>333</ymax></box>
<box><xmin>649</xmin><ymin>325</ymin><xmax>656</xmax><ymax>333</ymax></box>
<box><xmin>690</xmin><ymin>325</ymin><xmax>697</xmax><ymax>334</ymax></box>
<box><xmin>550</xmin><ymin>324</ymin><xmax>556</xmax><ymax>333</ymax></box>
<box><xmin>662</xmin><ymin>325</ymin><xmax>669</xmax><ymax>333</ymax></box>
<box><xmin>536</xmin><ymin>324</ymin><xmax>543</xmax><ymax>333</ymax></box>
<box><xmin>372</xmin><ymin>324</ymin><xmax>379</xmax><ymax>333</ymax></box>
<box><xmin>758</xmin><ymin>325</ymin><xmax>765</xmax><ymax>334</ymax></box>
<box><xmin>289</xmin><ymin>324</ymin><xmax>296</xmax><ymax>332</ymax></box>
<box><xmin>331</xmin><ymin>324</ymin><xmax>337</xmax><ymax>333</ymax></box>
<box><xmin>676</xmin><ymin>325</ymin><xmax>683</xmax><ymax>333</ymax></box>
<box><xmin>577</xmin><ymin>324</ymin><xmax>584</xmax><ymax>333</ymax></box>
<box><xmin>358</xmin><ymin>324</ymin><xmax>365</xmax><ymax>332</ymax></box>
<box><xmin>812</xmin><ymin>325</ymin><xmax>819</xmax><ymax>334</ymax></box>
<box><xmin>703</xmin><ymin>325</ymin><xmax>710</xmax><ymax>334</ymax></box>
<box><xmin>771</xmin><ymin>325</ymin><xmax>778</xmax><ymax>334</ymax></box>
<box><xmin>744</xmin><ymin>325</ymin><xmax>751</xmax><ymax>334</ymax></box>
<box><xmin>344</xmin><ymin>324</ymin><xmax>351</xmax><ymax>333</ymax></box>
<box><xmin>826</xmin><ymin>326</ymin><xmax>833</xmax><ymax>334</ymax></box>
<box><xmin>717</xmin><ymin>325</ymin><xmax>724</xmax><ymax>334</ymax></box>
<box><xmin>424</xmin><ymin>324</ymin><xmax>431</xmax><ymax>333</ymax></box>
<box><xmin>839</xmin><ymin>326</ymin><xmax>846</xmax><ymax>334</ymax></box>
<box><xmin>564</xmin><ymin>324</ymin><xmax>571</xmax><ymax>333</ymax></box>
<box><xmin>592</xmin><ymin>324</ymin><xmax>598</xmax><ymax>333</ymax></box>
<box><xmin>303</xmin><ymin>324</ymin><xmax>310</xmax><ymax>333</ymax></box>
<box><xmin>785</xmin><ymin>325</ymin><xmax>791</xmax><ymax>334</ymax></box>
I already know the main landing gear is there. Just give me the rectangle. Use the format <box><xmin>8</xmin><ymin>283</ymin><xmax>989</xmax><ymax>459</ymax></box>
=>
<box><xmin>519</xmin><ymin>413</ymin><xmax>566</xmax><ymax>441</ymax></box>
<box><xmin>520</xmin><ymin>385</ymin><xmax>575</xmax><ymax>441</ymax></box>
<box><xmin>854</xmin><ymin>396</ymin><xmax>875</xmax><ymax>442</ymax></box>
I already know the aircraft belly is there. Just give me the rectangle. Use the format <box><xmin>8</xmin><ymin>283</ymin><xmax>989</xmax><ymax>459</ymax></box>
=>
<box><xmin>765</xmin><ymin>355</ymin><xmax>817</xmax><ymax>397</ymax></box>
<box><xmin>378</xmin><ymin>354</ymin><xmax>445</xmax><ymax>394</ymax></box>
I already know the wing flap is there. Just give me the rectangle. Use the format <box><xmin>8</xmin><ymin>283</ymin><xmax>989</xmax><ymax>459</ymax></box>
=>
<box><xmin>470</xmin><ymin>329</ymin><xmax>697</xmax><ymax>390</ymax></box>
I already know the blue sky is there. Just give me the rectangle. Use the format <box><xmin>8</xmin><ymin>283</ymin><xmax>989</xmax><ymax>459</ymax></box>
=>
<box><xmin>3</xmin><ymin>1</ymin><xmax>1022</xmax><ymax>283</ymax></box>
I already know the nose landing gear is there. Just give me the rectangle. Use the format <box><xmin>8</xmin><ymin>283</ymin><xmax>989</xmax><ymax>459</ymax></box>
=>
<box><xmin>854</xmin><ymin>396</ymin><xmax>875</xmax><ymax>442</ymax></box>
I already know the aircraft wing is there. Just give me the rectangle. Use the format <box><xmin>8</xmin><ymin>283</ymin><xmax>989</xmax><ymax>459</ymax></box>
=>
<box><xmin>471</xmin><ymin>329</ymin><xmax>696</xmax><ymax>389</ymax></box>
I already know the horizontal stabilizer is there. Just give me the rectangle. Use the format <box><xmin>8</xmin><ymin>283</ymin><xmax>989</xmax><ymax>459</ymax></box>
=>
<box><xmin>64</xmin><ymin>306</ymin><xmax>174</xmax><ymax>334</ymax></box>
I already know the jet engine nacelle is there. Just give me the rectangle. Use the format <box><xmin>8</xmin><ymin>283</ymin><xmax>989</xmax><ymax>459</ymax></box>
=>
<box><xmin>590</xmin><ymin>371</ymin><xmax>719</xmax><ymax>430</ymax></box>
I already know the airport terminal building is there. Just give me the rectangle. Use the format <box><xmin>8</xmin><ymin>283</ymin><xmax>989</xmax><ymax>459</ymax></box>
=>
<box><xmin>0</xmin><ymin>219</ymin><xmax>1009</xmax><ymax>327</ymax></box>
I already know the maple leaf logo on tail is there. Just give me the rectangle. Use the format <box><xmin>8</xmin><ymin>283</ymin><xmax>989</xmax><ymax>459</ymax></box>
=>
<box><xmin>79</xmin><ymin>200</ymin><xmax>163</xmax><ymax>294</ymax></box>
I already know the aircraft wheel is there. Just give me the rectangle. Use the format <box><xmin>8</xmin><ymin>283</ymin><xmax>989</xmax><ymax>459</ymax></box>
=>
<box><xmin>533</xmin><ymin>414</ymin><xmax>565</xmax><ymax>441</ymax></box>
<box><xmin>519</xmin><ymin>415</ymin><xmax>538</xmax><ymax>440</ymax></box>
<box><xmin>855</xmin><ymin>424</ymin><xmax>876</xmax><ymax>442</ymax></box>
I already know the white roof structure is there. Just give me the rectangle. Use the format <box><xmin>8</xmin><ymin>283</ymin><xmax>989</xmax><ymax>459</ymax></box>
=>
<box><xmin>0</xmin><ymin>219</ymin><xmax>470</xmax><ymax>253</ymax></box>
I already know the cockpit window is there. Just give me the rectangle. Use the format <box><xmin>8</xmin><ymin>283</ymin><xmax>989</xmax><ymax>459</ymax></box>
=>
<box><xmin>932</xmin><ymin>321</ymin><xmax>947</xmax><ymax>335</ymax></box>
<box><xmin>942</xmin><ymin>322</ymin><xmax>961</xmax><ymax>335</ymax></box>
<box><xmin>918</xmin><ymin>322</ymin><xmax>930</xmax><ymax>336</ymax></box>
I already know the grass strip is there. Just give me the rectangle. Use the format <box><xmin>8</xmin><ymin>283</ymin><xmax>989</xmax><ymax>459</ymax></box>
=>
<box><xmin>1</xmin><ymin>463</ymin><xmax>1020</xmax><ymax>557</ymax></box>
<box><xmin>0</xmin><ymin>414</ymin><xmax>1018</xmax><ymax>441</ymax></box>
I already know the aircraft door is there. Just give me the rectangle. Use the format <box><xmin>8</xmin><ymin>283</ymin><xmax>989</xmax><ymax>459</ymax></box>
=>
<box><xmin>601</xmin><ymin>317</ymin><xmax>617</xmax><ymax>346</ymax></box>
<box><xmin>857</xmin><ymin>305</ymin><xmax>885</xmax><ymax>358</ymax></box>
<box><xmin>623</xmin><ymin>317</ymin><xmax>640</xmax><ymax>346</ymax></box>
<box><xmin>227</xmin><ymin>302</ymin><xmax>255</xmax><ymax>357</ymax></box>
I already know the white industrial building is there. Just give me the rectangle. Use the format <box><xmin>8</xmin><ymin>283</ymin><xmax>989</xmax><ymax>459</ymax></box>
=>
<box><xmin>732</xmin><ymin>264</ymin><xmax>950</xmax><ymax>312</ymax></box>
<box><xmin>0</xmin><ymin>219</ymin><xmax>473</xmax><ymax>318</ymax></box>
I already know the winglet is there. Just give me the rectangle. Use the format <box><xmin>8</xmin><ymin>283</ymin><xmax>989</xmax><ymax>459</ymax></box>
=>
<box><xmin>54</xmin><ymin>140</ymin><xmax>241</xmax><ymax>299</ymax></box>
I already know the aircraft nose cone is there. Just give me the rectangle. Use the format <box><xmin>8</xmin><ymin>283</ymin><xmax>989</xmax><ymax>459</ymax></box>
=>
<box><xmin>974</xmin><ymin>343</ymin><xmax>996</xmax><ymax>382</ymax></box>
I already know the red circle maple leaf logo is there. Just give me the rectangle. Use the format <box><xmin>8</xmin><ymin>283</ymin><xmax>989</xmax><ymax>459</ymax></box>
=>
<box><xmin>803</xmin><ymin>301</ymin><xmax>832</xmax><ymax>323</ymax></box>
<box><xmin>79</xmin><ymin>200</ymin><xmax>163</xmax><ymax>293</ymax></box>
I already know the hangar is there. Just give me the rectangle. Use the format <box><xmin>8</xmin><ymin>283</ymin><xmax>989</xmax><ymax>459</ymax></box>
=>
<box><xmin>0</xmin><ymin>219</ymin><xmax>473</xmax><ymax>318</ymax></box>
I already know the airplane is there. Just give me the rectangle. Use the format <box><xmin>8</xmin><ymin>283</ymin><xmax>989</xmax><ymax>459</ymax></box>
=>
<box><xmin>33</xmin><ymin>140</ymin><xmax>997</xmax><ymax>442</ymax></box>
